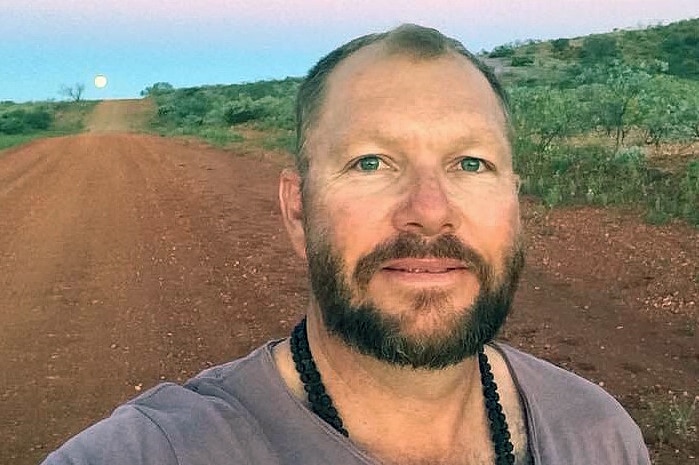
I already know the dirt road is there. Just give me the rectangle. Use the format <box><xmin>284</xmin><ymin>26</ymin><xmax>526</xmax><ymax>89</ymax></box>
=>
<box><xmin>0</xmin><ymin>101</ymin><xmax>697</xmax><ymax>464</ymax></box>
<box><xmin>84</xmin><ymin>98</ymin><xmax>153</xmax><ymax>132</ymax></box>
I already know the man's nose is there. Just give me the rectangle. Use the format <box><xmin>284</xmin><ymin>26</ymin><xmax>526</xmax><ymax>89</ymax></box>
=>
<box><xmin>393</xmin><ymin>174</ymin><xmax>461</xmax><ymax>237</ymax></box>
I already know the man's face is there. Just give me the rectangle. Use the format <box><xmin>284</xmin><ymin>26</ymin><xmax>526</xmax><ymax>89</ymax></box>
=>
<box><xmin>296</xmin><ymin>46</ymin><xmax>522</xmax><ymax>367</ymax></box>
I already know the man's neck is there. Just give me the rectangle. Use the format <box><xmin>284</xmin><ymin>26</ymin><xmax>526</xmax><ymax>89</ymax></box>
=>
<box><xmin>311</xmin><ymin>310</ymin><xmax>493</xmax><ymax>463</ymax></box>
<box><xmin>275</xmin><ymin>310</ymin><xmax>516</xmax><ymax>463</ymax></box>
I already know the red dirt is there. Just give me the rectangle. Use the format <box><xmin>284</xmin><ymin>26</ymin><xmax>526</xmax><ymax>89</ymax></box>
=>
<box><xmin>0</xmin><ymin>101</ymin><xmax>697</xmax><ymax>464</ymax></box>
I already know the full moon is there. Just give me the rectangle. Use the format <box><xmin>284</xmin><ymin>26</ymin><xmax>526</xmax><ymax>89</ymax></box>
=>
<box><xmin>94</xmin><ymin>74</ymin><xmax>108</xmax><ymax>89</ymax></box>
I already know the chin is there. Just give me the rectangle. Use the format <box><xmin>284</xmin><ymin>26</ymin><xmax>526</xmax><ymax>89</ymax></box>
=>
<box><xmin>307</xmin><ymin>229</ymin><xmax>525</xmax><ymax>368</ymax></box>
<box><xmin>369</xmin><ymin>288</ymin><xmax>463</xmax><ymax>332</ymax></box>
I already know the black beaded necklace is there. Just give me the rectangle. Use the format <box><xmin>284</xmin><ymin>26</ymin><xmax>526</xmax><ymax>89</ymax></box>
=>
<box><xmin>289</xmin><ymin>318</ymin><xmax>515</xmax><ymax>464</ymax></box>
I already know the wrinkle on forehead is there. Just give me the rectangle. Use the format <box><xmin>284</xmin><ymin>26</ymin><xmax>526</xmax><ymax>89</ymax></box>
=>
<box><xmin>329</xmin><ymin>44</ymin><xmax>504</xmax><ymax>116</ymax></box>
<box><xmin>305</xmin><ymin>44</ymin><xmax>511</xmax><ymax>164</ymax></box>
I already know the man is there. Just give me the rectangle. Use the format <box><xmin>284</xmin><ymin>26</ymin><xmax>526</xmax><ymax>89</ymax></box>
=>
<box><xmin>43</xmin><ymin>24</ymin><xmax>650</xmax><ymax>464</ymax></box>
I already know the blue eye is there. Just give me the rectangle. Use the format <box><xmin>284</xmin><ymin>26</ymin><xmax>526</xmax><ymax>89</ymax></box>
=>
<box><xmin>460</xmin><ymin>157</ymin><xmax>483</xmax><ymax>172</ymax></box>
<box><xmin>355</xmin><ymin>156</ymin><xmax>382</xmax><ymax>171</ymax></box>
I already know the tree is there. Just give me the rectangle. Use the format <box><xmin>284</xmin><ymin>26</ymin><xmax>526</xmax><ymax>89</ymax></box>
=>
<box><xmin>580</xmin><ymin>36</ymin><xmax>620</xmax><ymax>65</ymax></box>
<box><xmin>579</xmin><ymin>62</ymin><xmax>651</xmax><ymax>149</ymax></box>
<box><xmin>635</xmin><ymin>76</ymin><xmax>693</xmax><ymax>148</ymax></box>
<box><xmin>488</xmin><ymin>44</ymin><xmax>515</xmax><ymax>58</ymax></box>
<box><xmin>141</xmin><ymin>82</ymin><xmax>174</xmax><ymax>97</ymax></box>
<box><xmin>509</xmin><ymin>86</ymin><xmax>583</xmax><ymax>153</ymax></box>
<box><xmin>660</xmin><ymin>23</ymin><xmax>699</xmax><ymax>80</ymax></box>
<box><xmin>551</xmin><ymin>38</ymin><xmax>570</xmax><ymax>54</ymax></box>
<box><xmin>60</xmin><ymin>83</ymin><xmax>85</xmax><ymax>102</ymax></box>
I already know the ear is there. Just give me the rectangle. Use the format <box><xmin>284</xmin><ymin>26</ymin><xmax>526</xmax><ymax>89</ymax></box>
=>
<box><xmin>279</xmin><ymin>168</ymin><xmax>307</xmax><ymax>260</ymax></box>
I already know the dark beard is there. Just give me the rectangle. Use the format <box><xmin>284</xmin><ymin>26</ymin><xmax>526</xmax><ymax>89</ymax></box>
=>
<box><xmin>306</xmin><ymin>231</ymin><xmax>524</xmax><ymax>369</ymax></box>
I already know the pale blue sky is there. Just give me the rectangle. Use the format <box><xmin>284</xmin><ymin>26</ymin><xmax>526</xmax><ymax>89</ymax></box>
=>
<box><xmin>1</xmin><ymin>0</ymin><xmax>697</xmax><ymax>102</ymax></box>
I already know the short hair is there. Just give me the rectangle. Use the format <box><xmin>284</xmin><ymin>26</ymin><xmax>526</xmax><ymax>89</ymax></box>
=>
<box><xmin>294</xmin><ymin>23</ymin><xmax>510</xmax><ymax>175</ymax></box>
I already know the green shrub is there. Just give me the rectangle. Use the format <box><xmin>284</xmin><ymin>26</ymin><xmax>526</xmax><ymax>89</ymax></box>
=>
<box><xmin>197</xmin><ymin>127</ymin><xmax>244</xmax><ymax>147</ymax></box>
<box><xmin>511</xmin><ymin>55</ymin><xmax>534</xmax><ymax>67</ymax></box>
<box><xmin>24</xmin><ymin>108</ymin><xmax>53</xmax><ymax>130</ymax></box>
<box><xmin>551</xmin><ymin>38</ymin><xmax>570</xmax><ymax>54</ymax></box>
<box><xmin>0</xmin><ymin>101</ymin><xmax>91</xmax><ymax>150</ymax></box>
<box><xmin>488</xmin><ymin>44</ymin><xmax>515</xmax><ymax>58</ymax></box>
<box><xmin>147</xmin><ymin>78</ymin><xmax>299</xmax><ymax>140</ymax></box>
<box><xmin>262</xmin><ymin>130</ymin><xmax>296</xmax><ymax>153</ymax></box>
<box><xmin>0</xmin><ymin>106</ymin><xmax>55</xmax><ymax>134</ymax></box>
<box><xmin>223</xmin><ymin>95</ymin><xmax>264</xmax><ymax>125</ymax></box>
<box><xmin>580</xmin><ymin>35</ymin><xmax>621</xmax><ymax>64</ymax></box>
<box><xmin>0</xmin><ymin>110</ymin><xmax>27</xmax><ymax>134</ymax></box>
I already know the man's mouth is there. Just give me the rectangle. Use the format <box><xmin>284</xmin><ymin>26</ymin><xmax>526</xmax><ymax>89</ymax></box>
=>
<box><xmin>382</xmin><ymin>258</ymin><xmax>468</xmax><ymax>274</ymax></box>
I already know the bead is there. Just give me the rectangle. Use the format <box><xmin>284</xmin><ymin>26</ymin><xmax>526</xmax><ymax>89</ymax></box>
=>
<box><xmin>290</xmin><ymin>318</ymin><xmax>514</xmax><ymax>461</ymax></box>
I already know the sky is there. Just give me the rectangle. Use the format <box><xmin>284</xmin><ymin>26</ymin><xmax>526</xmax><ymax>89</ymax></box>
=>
<box><xmin>1</xmin><ymin>0</ymin><xmax>697</xmax><ymax>102</ymax></box>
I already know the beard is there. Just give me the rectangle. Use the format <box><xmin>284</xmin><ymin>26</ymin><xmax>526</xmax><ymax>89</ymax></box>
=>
<box><xmin>305</xmin><ymin>230</ymin><xmax>525</xmax><ymax>369</ymax></box>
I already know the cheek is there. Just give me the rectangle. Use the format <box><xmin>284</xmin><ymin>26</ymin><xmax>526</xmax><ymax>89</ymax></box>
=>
<box><xmin>456</xmin><ymin>185</ymin><xmax>520</xmax><ymax>260</ymax></box>
<box><xmin>458</xmin><ymin>178</ymin><xmax>519</xmax><ymax>224</ymax></box>
<box><xmin>474</xmin><ymin>194</ymin><xmax>519</xmax><ymax>234</ymax></box>
<box><xmin>320</xmin><ymin>194</ymin><xmax>392</xmax><ymax>267</ymax></box>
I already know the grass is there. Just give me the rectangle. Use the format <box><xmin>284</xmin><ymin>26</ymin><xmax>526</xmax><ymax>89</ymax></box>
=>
<box><xmin>0</xmin><ymin>134</ymin><xmax>41</xmax><ymax>151</ymax></box>
<box><xmin>261</xmin><ymin>129</ymin><xmax>295</xmax><ymax>153</ymax></box>
<box><xmin>151</xmin><ymin>124</ymin><xmax>244</xmax><ymax>148</ymax></box>
<box><xmin>0</xmin><ymin>101</ymin><xmax>97</xmax><ymax>152</ymax></box>
<box><xmin>515</xmin><ymin>141</ymin><xmax>699</xmax><ymax>226</ymax></box>
<box><xmin>644</xmin><ymin>394</ymin><xmax>697</xmax><ymax>450</ymax></box>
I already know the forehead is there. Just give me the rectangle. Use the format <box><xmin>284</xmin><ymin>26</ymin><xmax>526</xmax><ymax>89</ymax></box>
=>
<box><xmin>310</xmin><ymin>44</ymin><xmax>509</xmax><ymax>149</ymax></box>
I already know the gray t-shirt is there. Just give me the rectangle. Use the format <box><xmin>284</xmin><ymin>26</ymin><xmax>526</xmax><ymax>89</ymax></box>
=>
<box><xmin>42</xmin><ymin>341</ymin><xmax>650</xmax><ymax>464</ymax></box>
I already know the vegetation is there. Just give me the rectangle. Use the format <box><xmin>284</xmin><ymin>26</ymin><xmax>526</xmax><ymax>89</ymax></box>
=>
<box><xmin>643</xmin><ymin>393</ymin><xmax>697</xmax><ymax>454</ymax></box>
<box><xmin>141</xmin><ymin>19</ymin><xmax>698</xmax><ymax>226</ymax></box>
<box><xmin>0</xmin><ymin>100</ymin><xmax>95</xmax><ymax>151</ymax></box>
<box><xmin>143</xmin><ymin>78</ymin><xmax>299</xmax><ymax>150</ymax></box>
<box><xmin>59</xmin><ymin>83</ymin><xmax>86</xmax><ymax>102</ymax></box>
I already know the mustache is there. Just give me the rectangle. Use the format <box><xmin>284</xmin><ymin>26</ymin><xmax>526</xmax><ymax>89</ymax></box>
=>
<box><xmin>353</xmin><ymin>232</ymin><xmax>491</xmax><ymax>289</ymax></box>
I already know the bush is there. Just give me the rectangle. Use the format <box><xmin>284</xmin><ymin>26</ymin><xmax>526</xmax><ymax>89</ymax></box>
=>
<box><xmin>580</xmin><ymin>35</ymin><xmax>621</xmax><ymax>64</ymax></box>
<box><xmin>488</xmin><ymin>44</ymin><xmax>515</xmax><ymax>58</ymax></box>
<box><xmin>516</xmin><ymin>140</ymin><xmax>698</xmax><ymax>224</ymax></box>
<box><xmin>24</xmin><ymin>108</ymin><xmax>53</xmax><ymax>130</ymax></box>
<box><xmin>551</xmin><ymin>38</ymin><xmax>570</xmax><ymax>54</ymax></box>
<box><xmin>511</xmin><ymin>55</ymin><xmax>534</xmax><ymax>67</ymax></box>
<box><xmin>0</xmin><ymin>110</ymin><xmax>27</xmax><ymax>134</ymax></box>
<box><xmin>0</xmin><ymin>108</ymin><xmax>53</xmax><ymax>134</ymax></box>
<box><xmin>223</xmin><ymin>95</ymin><xmax>264</xmax><ymax>125</ymax></box>
<box><xmin>141</xmin><ymin>82</ymin><xmax>174</xmax><ymax>97</ymax></box>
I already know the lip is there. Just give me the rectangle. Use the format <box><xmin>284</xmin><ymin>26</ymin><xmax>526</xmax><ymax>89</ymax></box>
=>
<box><xmin>379</xmin><ymin>258</ymin><xmax>469</xmax><ymax>286</ymax></box>
<box><xmin>382</xmin><ymin>258</ymin><xmax>468</xmax><ymax>273</ymax></box>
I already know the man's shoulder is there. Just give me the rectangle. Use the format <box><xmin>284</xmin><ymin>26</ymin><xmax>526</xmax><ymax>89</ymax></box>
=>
<box><xmin>497</xmin><ymin>343</ymin><xmax>650</xmax><ymax>464</ymax></box>
<box><xmin>497</xmin><ymin>342</ymin><xmax>631</xmax><ymax>423</ymax></box>
<box><xmin>497</xmin><ymin>343</ymin><xmax>612</xmax><ymax>396</ymax></box>
<box><xmin>43</xmin><ymin>344</ymin><xmax>281</xmax><ymax>465</ymax></box>
<box><xmin>130</xmin><ymin>342</ymin><xmax>276</xmax><ymax>423</ymax></box>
